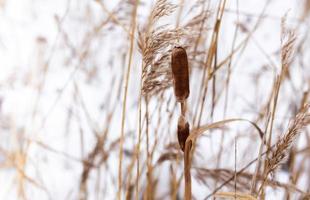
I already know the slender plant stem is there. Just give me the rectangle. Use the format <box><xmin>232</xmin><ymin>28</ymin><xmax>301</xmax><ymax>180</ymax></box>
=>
<box><xmin>118</xmin><ymin>1</ymin><xmax>139</xmax><ymax>200</ymax></box>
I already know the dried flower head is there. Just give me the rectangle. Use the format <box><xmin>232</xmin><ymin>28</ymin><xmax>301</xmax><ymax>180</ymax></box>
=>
<box><xmin>177</xmin><ymin>115</ymin><xmax>190</xmax><ymax>152</ymax></box>
<box><xmin>266</xmin><ymin>104</ymin><xmax>310</xmax><ymax>176</ymax></box>
<box><xmin>171</xmin><ymin>46</ymin><xmax>190</xmax><ymax>102</ymax></box>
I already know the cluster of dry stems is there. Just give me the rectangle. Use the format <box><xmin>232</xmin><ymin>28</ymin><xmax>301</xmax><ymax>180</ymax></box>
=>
<box><xmin>2</xmin><ymin>0</ymin><xmax>310</xmax><ymax>199</ymax></box>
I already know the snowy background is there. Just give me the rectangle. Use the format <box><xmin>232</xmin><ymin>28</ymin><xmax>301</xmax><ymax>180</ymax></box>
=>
<box><xmin>0</xmin><ymin>0</ymin><xmax>309</xmax><ymax>199</ymax></box>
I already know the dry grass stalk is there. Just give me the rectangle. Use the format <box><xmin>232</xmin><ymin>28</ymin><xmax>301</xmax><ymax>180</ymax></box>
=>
<box><xmin>136</xmin><ymin>1</ymin><xmax>184</xmax><ymax>199</ymax></box>
<box><xmin>259</xmin><ymin>104</ymin><xmax>310</xmax><ymax>194</ymax></box>
<box><xmin>265</xmin><ymin>105</ymin><xmax>310</xmax><ymax>175</ymax></box>
<box><xmin>118</xmin><ymin>1</ymin><xmax>139</xmax><ymax>200</ymax></box>
<box><xmin>257</xmin><ymin>17</ymin><xmax>297</xmax><ymax>196</ymax></box>
<box><xmin>195</xmin><ymin>167</ymin><xmax>307</xmax><ymax>195</ymax></box>
<box><xmin>280</xmin><ymin>16</ymin><xmax>296</xmax><ymax>81</ymax></box>
<box><xmin>184</xmin><ymin>140</ymin><xmax>193</xmax><ymax>200</ymax></box>
<box><xmin>184</xmin><ymin>118</ymin><xmax>264</xmax><ymax>199</ymax></box>
<box><xmin>170</xmin><ymin>44</ymin><xmax>192</xmax><ymax>199</ymax></box>
<box><xmin>194</xmin><ymin>0</ymin><xmax>226</xmax><ymax>127</ymax></box>
<box><xmin>214</xmin><ymin>192</ymin><xmax>257</xmax><ymax>200</ymax></box>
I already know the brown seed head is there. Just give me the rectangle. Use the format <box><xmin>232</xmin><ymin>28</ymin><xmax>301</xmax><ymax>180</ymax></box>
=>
<box><xmin>177</xmin><ymin>116</ymin><xmax>190</xmax><ymax>152</ymax></box>
<box><xmin>171</xmin><ymin>46</ymin><xmax>190</xmax><ymax>102</ymax></box>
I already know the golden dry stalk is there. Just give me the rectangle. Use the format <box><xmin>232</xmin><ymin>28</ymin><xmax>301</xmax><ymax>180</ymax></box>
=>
<box><xmin>171</xmin><ymin>46</ymin><xmax>190</xmax><ymax>102</ymax></box>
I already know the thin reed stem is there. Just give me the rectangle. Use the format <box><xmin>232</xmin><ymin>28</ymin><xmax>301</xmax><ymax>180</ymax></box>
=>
<box><xmin>118</xmin><ymin>2</ymin><xmax>139</xmax><ymax>200</ymax></box>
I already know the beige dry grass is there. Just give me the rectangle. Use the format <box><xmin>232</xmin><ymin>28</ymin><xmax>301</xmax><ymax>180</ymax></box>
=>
<box><xmin>1</xmin><ymin>0</ymin><xmax>310</xmax><ymax>199</ymax></box>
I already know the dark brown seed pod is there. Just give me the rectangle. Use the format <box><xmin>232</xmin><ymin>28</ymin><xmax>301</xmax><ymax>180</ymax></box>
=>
<box><xmin>177</xmin><ymin>116</ymin><xmax>190</xmax><ymax>152</ymax></box>
<box><xmin>171</xmin><ymin>46</ymin><xmax>190</xmax><ymax>102</ymax></box>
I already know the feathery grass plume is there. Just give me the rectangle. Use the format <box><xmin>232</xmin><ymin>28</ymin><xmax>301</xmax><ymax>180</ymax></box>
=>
<box><xmin>141</xmin><ymin>53</ymin><xmax>172</xmax><ymax>95</ymax></box>
<box><xmin>139</xmin><ymin>28</ymin><xmax>191</xmax><ymax>96</ymax></box>
<box><xmin>138</xmin><ymin>0</ymin><xmax>199</xmax><ymax>96</ymax></box>
<box><xmin>258</xmin><ymin>18</ymin><xmax>298</xmax><ymax>188</ymax></box>
<box><xmin>137</xmin><ymin>0</ymin><xmax>177</xmax><ymax>64</ymax></box>
<box><xmin>177</xmin><ymin>115</ymin><xmax>190</xmax><ymax>152</ymax></box>
<box><xmin>280</xmin><ymin>15</ymin><xmax>296</xmax><ymax>80</ymax></box>
<box><xmin>265</xmin><ymin>104</ymin><xmax>310</xmax><ymax>177</ymax></box>
<box><xmin>171</xmin><ymin>46</ymin><xmax>190</xmax><ymax>102</ymax></box>
<box><xmin>183</xmin><ymin>10</ymin><xmax>210</xmax><ymax>30</ymax></box>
